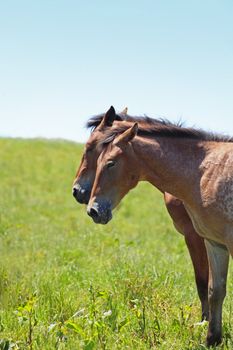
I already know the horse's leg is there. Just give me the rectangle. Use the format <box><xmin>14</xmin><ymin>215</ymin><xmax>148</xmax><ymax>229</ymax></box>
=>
<box><xmin>164</xmin><ymin>193</ymin><xmax>209</xmax><ymax>320</ymax></box>
<box><xmin>204</xmin><ymin>239</ymin><xmax>229</xmax><ymax>347</ymax></box>
<box><xmin>184</xmin><ymin>231</ymin><xmax>209</xmax><ymax>320</ymax></box>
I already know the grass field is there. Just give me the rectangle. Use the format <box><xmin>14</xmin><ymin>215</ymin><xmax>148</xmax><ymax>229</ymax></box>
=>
<box><xmin>0</xmin><ymin>138</ymin><xmax>233</xmax><ymax>350</ymax></box>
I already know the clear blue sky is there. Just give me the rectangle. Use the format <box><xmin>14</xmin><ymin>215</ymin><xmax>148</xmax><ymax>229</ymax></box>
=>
<box><xmin>1</xmin><ymin>1</ymin><xmax>233</xmax><ymax>142</ymax></box>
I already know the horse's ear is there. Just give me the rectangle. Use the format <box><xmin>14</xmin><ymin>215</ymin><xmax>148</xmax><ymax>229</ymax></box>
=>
<box><xmin>114</xmin><ymin>123</ymin><xmax>138</xmax><ymax>146</ymax></box>
<box><xmin>99</xmin><ymin>106</ymin><xmax>116</xmax><ymax>128</ymax></box>
<box><xmin>120</xmin><ymin>107</ymin><xmax>128</xmax><ymax>115</ymax></box>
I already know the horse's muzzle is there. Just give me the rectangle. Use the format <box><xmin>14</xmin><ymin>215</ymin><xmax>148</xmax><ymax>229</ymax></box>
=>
<box><xmin>87</xmin><ymin>202</ymin><xmax>112</xmax><ymax>224</ymax></box>
<box><xmin>72</xmin><ymin>183</ymin><xmax>90</xmax><ymax>205</ymax></box>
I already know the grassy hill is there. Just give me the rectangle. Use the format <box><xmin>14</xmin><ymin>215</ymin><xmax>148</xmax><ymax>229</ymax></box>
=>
<box><xmin>0</xmin><ymin>138</ymin><xmax>232</xmax><ymax>349</ymax></box>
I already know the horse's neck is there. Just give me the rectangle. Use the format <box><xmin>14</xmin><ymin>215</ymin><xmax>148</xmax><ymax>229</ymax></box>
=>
<box><xmin>133</xmin><ymin>136</ymin><xmax>206</xmax><ymax>202</ymax></box>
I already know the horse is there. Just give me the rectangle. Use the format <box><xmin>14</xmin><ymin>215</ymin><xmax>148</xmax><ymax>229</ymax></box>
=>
<box><xmin>87</xmin><ymin>109</ymin><xmax>233</xmax><ymax>346</ymax></box>
<box><xmin>73</xmin><ymin>106</ymin><xmax>209</xmax><ymax>322</ymax></box>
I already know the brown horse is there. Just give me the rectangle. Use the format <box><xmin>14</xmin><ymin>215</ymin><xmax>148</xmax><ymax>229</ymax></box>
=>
<box><xmin>87</xmin><ymin>111</ymin><xmax>233</xmax><ymax>346</ymax></box>
<box><xmin>73</xmin><ymin>107</ymin><xmax>209</xmax><ymax>321</ymax></box>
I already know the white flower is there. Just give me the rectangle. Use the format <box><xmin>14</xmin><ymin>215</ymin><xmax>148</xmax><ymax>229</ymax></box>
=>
<box><xmin>103</xmin><ymin>310</ymin><xmax>112</xmax><ymax>317</ymax></box>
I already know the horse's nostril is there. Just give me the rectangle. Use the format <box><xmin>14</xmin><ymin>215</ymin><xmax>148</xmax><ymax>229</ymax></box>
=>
<box><xmin>88</xmin><ymin>207</ymin><xmax>99</xmax><ymax>219</ymax></box>
<box><xmin>72</xmin><ymin>187</ymin><xmax>78</xmax><ymax>197</ymax></box>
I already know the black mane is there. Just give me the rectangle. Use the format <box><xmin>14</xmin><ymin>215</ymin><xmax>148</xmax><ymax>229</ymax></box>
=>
<box><xmin>86</xmin><ymin>113</ymin><xmax>233</xmax><ymax>144</ymax></box>
<box><xmin>86</xmin><ymin>113</ymin><xmax>163</xmax><ymax>130</ymax></box>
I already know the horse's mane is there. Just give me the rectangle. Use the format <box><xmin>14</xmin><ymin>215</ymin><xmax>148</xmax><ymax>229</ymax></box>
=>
<box><xmin>87</xmin><ymin>113</ymin><xmax>233</xmax><ymax>144</ymax></box>
<box><xmin>86</xmin><ymin>113</ymin><xmax>163</xmax><ymax>130</ymax></box>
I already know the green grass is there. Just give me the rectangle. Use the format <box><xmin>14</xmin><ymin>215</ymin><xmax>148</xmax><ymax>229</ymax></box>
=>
<box><xmin>0</xmin><ymin>138</ymin><xmax>233</xmax><ymax>349</ymax></box>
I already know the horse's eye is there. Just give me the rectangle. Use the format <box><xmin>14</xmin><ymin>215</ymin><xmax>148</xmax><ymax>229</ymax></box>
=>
<box><xmin>107</xmin><ymin>160</ymin><xmax>115</xmax><ymax>168</ymax></box>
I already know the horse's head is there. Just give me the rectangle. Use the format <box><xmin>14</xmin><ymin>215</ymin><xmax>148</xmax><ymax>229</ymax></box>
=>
<box><xmin>72</xmin><ymin>106</ymin><xmax>127</xmax><ymax>204</ymax></box>
<box><xmin>87</xmin><ymin>123</ymin><xmax>139</xmax><ymax>224</ymax></box>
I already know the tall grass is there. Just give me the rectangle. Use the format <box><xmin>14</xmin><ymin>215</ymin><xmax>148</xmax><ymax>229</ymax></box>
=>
<box><xmin>0</xmin><ymin>138</ymin><xmax>232</xmax><ymax>349</ymax></box>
